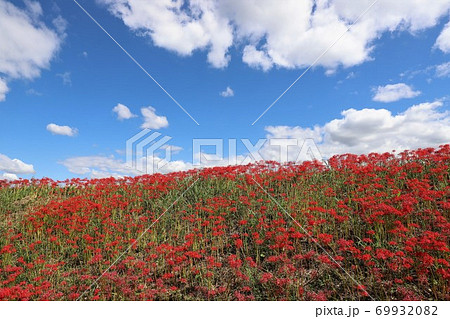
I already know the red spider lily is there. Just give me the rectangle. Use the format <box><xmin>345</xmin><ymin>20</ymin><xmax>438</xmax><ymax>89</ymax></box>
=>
<box><xmin>0</xmin><ymin>145</ymin><xmax>449</xmax><ymax>300</ymax></box>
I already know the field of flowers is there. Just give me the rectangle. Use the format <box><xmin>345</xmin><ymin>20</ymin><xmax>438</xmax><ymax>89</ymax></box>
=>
<box><xmin>0</xmin><ymin>145</ymin><xmax>449</xmax><ymax>301</ymax></box>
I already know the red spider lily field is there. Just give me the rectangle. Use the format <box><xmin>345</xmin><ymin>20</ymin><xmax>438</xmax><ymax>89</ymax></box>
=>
<box><xmin>0</xmin><ymin>146</ymin><xmax>449</xmax><ymax>301</ymax></box>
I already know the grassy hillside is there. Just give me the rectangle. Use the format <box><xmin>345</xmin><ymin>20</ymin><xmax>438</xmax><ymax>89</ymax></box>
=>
<box><xmin>0</xmin><ymin>145</ymin><xmax>449</xmax><ymax>300</ymax></box>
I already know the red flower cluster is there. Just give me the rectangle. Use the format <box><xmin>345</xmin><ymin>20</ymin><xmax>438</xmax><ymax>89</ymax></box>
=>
<box><xmin>0</xmin><ymin>145</ymin><xmax>449</xmax><ymax>300</ymax></box>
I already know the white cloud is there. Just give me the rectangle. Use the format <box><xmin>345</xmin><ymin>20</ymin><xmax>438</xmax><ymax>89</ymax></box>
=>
<box><xmin>242</xmin><ymin>45</ymin><xmax>273</xmax><ymax>71</ymax></box>
<box><xmin>141</xmin><ymin>106</ymin><xmax>169</xmax><ymax>129</ymax></box>
<box><xmin>60</xmin><ymin>154</ymin><xmax>193</xmax><ymax>178</ymax></box>
<box><xmin>98</xmin><ymin>0</ymin><xmax>450</xmax><ymax>71</ymax></box>
<box><xmin>61</xmin><ymin>101</ymin><xmax>450</xmax><ymax>177</ymax></box>
<box><xmin>46</xmin><ymin>123</ymin><xmax>78</xmax><ymax>136</ymax></box>
<box><xmin>220</xmin><ymin>86</ymin><xmax>234</xmax><ymax>97</ymax></box>
<box><xmin>0</xmin><ymin>153</ymin><xmax>35</xmax><ymax>174</ymax></box>
<box><xmin>372</xmin><ymin>83</ymin><xmax>421</xmax><ymax>103</ymax></box>
<box><xmin>61</xmin><ymin>151</ymin><xmax>258</xmax><ymax>178</ymax></box>
<box><xmin>264</xmin><ymin>101</ymin><xmax>450</xmax><ymax>159</ymax></box>
<box><xmin>0</xmin><ymin>77</ymin><xmax>8</xmax><ymax>101</ymax></box>
<box><xmin>399</xmin><ymin>62</ymin><xmax>450</xmax><ymax>80</ymax></box>
<box><xmin>1</xmin><ymin>172</ymin><xmax>18</xmax><ymax>180</ymax></box>
<box><xmin>436</xmin><ymin>21</ymin><xmax>450</xmax><ymax>53</ymax></box>
<box><xmin>325</xmin><ymin>69</ymin><xmax>337</xmax><ymax>77</ymax></box>
<box><xmin>0</xmin><ymin>0</ymin><xmax>65</xmax><ymax>99</ymax></box>
<box><xmin>436</xmin><ymin>62</ymin><xmax>450</xmax><ymax>77</ymax></box>
<box><xmin>61</xmin><ymin>155</ymin><xmax>139</xmax><ymax>176</ymax></box>
<box><xmin>90</xmin><ymin>170</ymin><xmax>125</xmax><ymax>179</ymax></box>
<box><xmin>99</xmin><ymin>0</ymin><xmax>233</xmax><ymax>68</ymax></box>
<box><xmin>113</xmin><ymin>103</ymin><xmax>137</xmax><ymax>120</ymax></box>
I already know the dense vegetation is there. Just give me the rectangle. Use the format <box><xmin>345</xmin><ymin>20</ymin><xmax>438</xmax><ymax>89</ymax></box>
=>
<box><xmin>1</xmin><ymin>145</ymin><xmax>449</xmax><ymax>300</ymax></box>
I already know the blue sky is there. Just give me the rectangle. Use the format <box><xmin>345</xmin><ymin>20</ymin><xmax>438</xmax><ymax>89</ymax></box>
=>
<box><xmin>1</xmin><ymin>0</ymin><xmax>450</xmax><ymax>180</ymax></box>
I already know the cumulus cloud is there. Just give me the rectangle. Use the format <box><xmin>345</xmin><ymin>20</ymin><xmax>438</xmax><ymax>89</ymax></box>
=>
<box><xmin>113</xmin><ymin>103</ymin><xmax>137</xmax><ymax>120</ymax></box>
<box><xmin>264</xmin><ymin>101</ymin><xmax>450</xmax><ymax>159</ymax></box>
<box><xmin>60</xmin><ymin>154</ymin><xmax>193</xmax><ymax>178</ymax></box>
<box><xmin>99</xmin><ymin>0</ymin><xmax>233</xmax><ymax>68</ymax></box>
<box><xmin>61</xmin><ymin>155</ymin><xmax>139</xmax><ymax>176</ymax></box>
<box><xmin>372</xmin><ymin>83</ymin><xmax>421</xmax><ymax>103</ymax></box>
<box><xmin>141</xmin><ymin>106</ymin><xmax>169</xmax><ymax>129</ymax></box>
<box><xmin>0</xmin><ymin>0</ymin><xmax>65</xmax><ymax>99</ymax></box>
<box><xmin>61</xmin><ymin>101</ymin><xmax>450</xmax><ymax>178</ymax></box>
<box><xmin>220</xmin><ymin>86</ymin><xmax>234</xmax><ymax>97</ymax></box>
<box><xmin>0</xmin><ymin>153</ymin><xmax>35</xmax><ymax>175</ymax></box>
<box><xmin>46</xmin><ymin>123</ymin><xmax>78</xmax><ymax>136</ymax></box>
<box><xmin>98</xmin><ymin>0</ymin><xmax>450</xmax><ymax>71</ymax></box>
<box><xmin>61</xmin><ymin>150</ymin><xmax>257</xmax><ymax>178</ymax></box>
<box><xmin>436</xmin><ymin>21</ymin><xmax>450</xmax><ymax>53</ymax></box>
<box><xmin>242</xmin><ymin>45</ymin><xmax>273</xmax><ymax>71</ymax></box>
<box><xmin>0</xmin><ymin>77</ymin><xmax>8</xmax><ymax>101</ymax></box>
<box><xmin>1</xmin><ymin>172</ymin><xmax>18</xmax><ymax>180</ymax></box>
